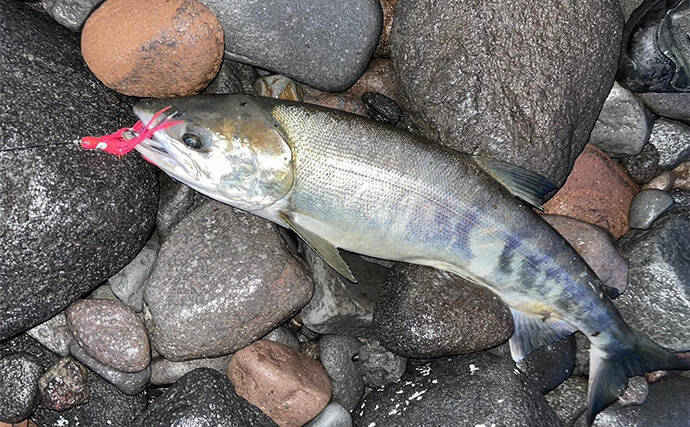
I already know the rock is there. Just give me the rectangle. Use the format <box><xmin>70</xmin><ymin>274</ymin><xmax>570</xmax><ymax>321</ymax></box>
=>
<box><xmin>69</xmin><ymin>341</ymin><xmax>151</xmax><ymax>395</ymax></box>
<box><xmin>0</xmin><ymin>1</ymin><xmax>158</xmax><ymax>341</ymax></box>
<box><xmin>27</xmin><ymin>312</ymin><xmax>72</xmax><ymax>357</ymax></box>
<box><xmin>304</xmin><ymin>402</ymin><xmax>352</xmax><ymax>427</ymax></box>
<box><xmin>589</xmin><ymin>82</ymin><xmax>653</xmax><ymax>157</ymax></box>
<box><xmin>263</xmin><ymin>325</ymin><xmax>300</xmax><ymax>351</ymax></box>
<box><xmin>228</xmin><ymin>340</ymin><xmax>331</xmax><ymax>426</ymax></box>
<box><xmin>648</xmin><ymin>118</ymin><xmax>690</xmax><ymax>170</ymax></box>
<box><xmin>373</xmin><ymin>264</ymin><xmax>513</xmax><ymax>358</ymax></box>
<box><xmin>343</xmin><ymin>58</ymin><xmax>400</xmax><ymax>104</ymax></box>
<box><xmin>81</xmin><ymin>0</ymin><xmax>223</xmax><ymax>97</ymax></box>
<box><xmin>391</xmin><ymin>0</ymin><xmax>622</xmax><ymax>186</ymax></box>
<box><xmin>203</xmin><ymin>58</ymin><xmax>258</xmax><ymax>95</ymax></box>
<box><xmin>374</xmin><ymin>0</ymin><xmax>397</xmax><ymax>57</ymax></box>
<box><xmin>617</xmin><ymin>203</ymin><xmax>690</xmax><ymax>349</ymax></box>
<box><xmin>357</xmin><ymin>339</ymin><xmax>407</xmax><ymax>387</ymax></box>
<box><xmin>353</xmin><ymin>353</ymin><xmax>563</xmax><ymax>426</ymax></box>
<box><xmin>150</xmin><ymin>354</ymin><xmax>233</xmax><ymax>386</ymax></box>
<box><xmin>156</xmin><ymin>174</ymin><xmax>209</xmax><ymax>242</ymax></box>
<box><xmin>0</xmin><ymin>335</ymin><xmax>60</xmax><ymax>371</ymax></box>
<box><xmin>109</xmin><ymin>232</ymin><xmax>159</xmax><ymax>312</ymax></box>
<box><xmin>671</xmin><ymin>188</ymin><xmax>690</xmax><ymax>206</ymax></box>
<box><xmin>88</xmin><ymin>283</ymin><xmax>117</xmax><ymax>300</ymax></box>
<box><xmin>622</xmin><ymin>141</ymin><xmax>661</xmax><ymax>184</ymax></box>
<box><xmin>138</xmin><ymin>368</ymin><xmax>275</xmax><ymax>426</ymax></box>
<box><xmin>542</xmin><ymin>215</ymin><xmax>628</xmax><ymax>296</ymax></box>
<box><xmin>545</xmin><ymin>375</ymin><xmax>588</xmax><ymax>425</ymax></box>
<box><xmin>629</xmin><ymin>188</ymin><xmax>675</xmax><ymax>229</ymax></box>
<box><xmin>636</xmin><ymin>92</ymin><xmax>690</xmax><ymax>123</ymax></box>
<box><xmin>41</xmin><ymin>0</ymin><xmax>103</xmax><ymax>30</ymax></box>
<box><xmin>254</xmin><ymin>74</ymin><xmax>305</xmax><ymax>101</ymax></box>
<box><xmin>300</xmin><ymin>245</ymin><xmax>388</xmax><ymax>337</ymax></box>
<box><xmin>0</xmin><ymin>353</ymin><xmax>42</xmax><ymax>424</ymax></box>
<box><xmin>300</xmin><ymin>339</ymin><xmax>321</xmax><ymax>361</ymax></box>
<box><xmin>38</xmin><ymin>357</ymin><xmax>90</xmax><ymax>411</ymax></box>
<box><xmin>642</xmin><ymin>170</ymin><xmax>676</xmax><ymax>191</ymax></box>
<box><xmin>618</xmin><ymin>375</ymin><xmax>648</xmax><ymax>407</ymax></box>
<box><xmin>144</xmin><ymin>201</ymin><xmax>312</xmax><ymax>360</ymax></box>
<box><xmin>203</xmin><ymin>0</ymin><xmax>382</xmax><ymax>92</ymax></box>
<box><xmin>516</xmin><ymin>336</ymin><xmax>576</xmax><ymax>394</ymax></box>
<box><xmin>302</xmin><ymin>87</ymin><xmax>367</xmax><ymax>116</ymax></box>
<box><xmin>318</xmin><ymin>335</ymin><xmax>366</xmax><ymax>411</ymax></box>
<box><xmin>362</xmin><ymin>92</ymin><xmax>403</xmax><ymax>125</ymax></box>
<box><xmin>573</xmin><ymin>332</ymin><xmax>591</xmax><ymax>376</ymax></box>
<box><xmin>619</xmin><ymin>0</ymin><xmax>646</xmax><ymax>21</ymax></box>
<box><xmin>66</xmin><ymin>299</ymin><xmax>150</xmax><ymax>372</ymax></box>
<box><xmin>543</xmin><ymin>144</ymin><xmax>639</xmax><ymax>238</ymax></box>
<box><xmin>673</xmin><ymin>162</ymin><xmax>690</xmax><ymax>190</ymax></box>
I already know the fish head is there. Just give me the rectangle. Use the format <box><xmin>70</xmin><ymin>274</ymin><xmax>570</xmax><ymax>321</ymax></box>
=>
<box><xmin>133</xmin><ymin>95</ymin><xmax>294</xmax><ymax>212</ymax></box>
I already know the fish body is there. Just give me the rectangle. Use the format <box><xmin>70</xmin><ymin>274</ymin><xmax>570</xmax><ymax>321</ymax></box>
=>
<box><xmin>132</xmin><ymin>94</ymin><xmax>688</xmax><ymax>423</ymax></box>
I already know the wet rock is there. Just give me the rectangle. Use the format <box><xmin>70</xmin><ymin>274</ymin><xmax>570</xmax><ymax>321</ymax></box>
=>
<box><xmin>392</xmin><ymin>0</ymin><xmax>622</xmax><ymax>186</ymax></box>
<box><xmin>362</xmin><ymin>92</ymin><xmax>403</xmax><ymax>125</ymax></box>
<box><xmin>545</xmin><ymin>375</ymin><xmax>588</xmax><ymax>425</ymax></box>
<box><xmin>622</xmin><ymin>141</ymin><xmax>661</xmax><ymax>184</ymax></box>
<box><xmin>145</xmin><ymin>201</ymin><xmax>312</xmax><ymax>360</ymax></box>
<box><xmin>590</xmin><ymin>82</ymin><xmax>653</xmax><ymax>157</ymax></box>
<box><xmin>66</xmin><ymin>299</ymin><xmax>150</xmax><ymax>372</ymax></box>
<box><xmin>41</xmin><ymin>0</ymin><xmax>103</xmax><ymax>30</ymax></box>
<box><xmin>673</xmin><ymin>161</ymin><xmax>690</xmax><ymax>190</ymax></box>
<box><xmin>319</xmin><ymin>335</ymin><xmax>365</xmax><ymax>411</ymax></box>
<box><xmin>203</xmin><ymin>58</ymin><xmax>258</xmax><ymax>95</ymax></box>
<box><xmin>38</xmin><ymin>357</ymin><xmax>89</xmax><ymax>411</ymax></box>
<box><xmin>138</xmin><ymin>368</ymin><xmax>275</xmax><ymax>426</ymax></box>
<box><xmin>81</xmin><ymin>0</ymin><xmax>223</xmax><ymax>97</ymax></box>
<box><xmin>0</xmin><ymin>353</ymin><xmax>42</xmax><ymax>424</ymax></box>
<box><xmin>0</xmin><ymin>1</ymin><xmax>158</xmax><ymax>341</ymax></box>
<box><xmin>374</xmin><ymin>0</ymin><xmax>397</xmax><ymax>57</ymax></box>
<box><xmin>358</xmin><ymin>339</ymin><xmax>407</xmax><ymax>387</ymax></box>
<box><xmin>618</xmin><ymin>375</ymin><xmax>648</xmax><ymax>407</ymax></box>
<box><xmin>156</xmin><ymin>174</ymin><xmax>209</xmax><ymax>242</ymax></box>
<box><xmin>544</xmin><ymin>145</ymin><xmax>639</xmax><ymax>238</ymax></box>
<box><xmin>629</xmin><ymin>188</ymin><xmax>675</xmax><ymax>229</ymax></box>
<box><xmin>636</xmin><ymin>91</ymin><xmax>690</xmax><ymax>123</ymax></box>
<box><xmin>373</xmin><ymin>264</ymin><xmax>513</xmax><ymax>358</ymax></box>
<box><xmin>27</xmin><ymin>312</ymin><xmax>71</xmax><ymax>357</ymax></box>
<box><xmin>263</xmin><ymin>325</ymin><xmax>300</xmax><ymax>351</ymax></box>
<box><xmin>300</xmin><ymin>339</ymin><xmax>321</xmax><ymax>361</ymax></box>
<box><xmin>150</xmin><ymin>354</ymin><xmax>233</xmax><ymax>386</ymax></box>
<box><xmin>648</xmin><ymin>118</ymin><xmax>690</xmax><ymax>170</ymax></box>
<box><xmin>642</xmin><ymin>170</ymin><xmax>676</xmax><ymax>191</ymax></box>
<box><xmin>305</xmin><ymin>402</ymin><xmax>352</xmax><ymax>427</ymax></box>
<box><xmin>109</xmin><ymin>232</ymin><xmax>159</xmax><ymax>312</ymax></box>
<box><xmin>228</xmin><ymin>340</ymin><xmax>331</xmax><ymax>426</ymax></box>
<box><xmin>204</xmin><ymin>0</ymin><xmax>382</xmax><ymax>92</ymax></box>
<box><xmin>353</xmin><ymin>353</ymin><xmax>563</xmax><ymax>426</ymax></box>
<box><xmin>516</xmin><ymin>336</ymin><xmax>576</xmax><ymax>394</ymax></box>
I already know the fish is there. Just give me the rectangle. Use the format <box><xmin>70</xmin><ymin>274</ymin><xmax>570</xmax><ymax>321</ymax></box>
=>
<box><xmin>132</xmin><ymin>94</ymin><xmax>689</xmax><ymax>424</ymax></box>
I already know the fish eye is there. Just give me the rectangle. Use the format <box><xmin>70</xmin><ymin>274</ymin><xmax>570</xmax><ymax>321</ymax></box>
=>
<box><xmin>181</xmin><ymin>132</ymin><xmax>203</xmax><ymax>149</ymax></box>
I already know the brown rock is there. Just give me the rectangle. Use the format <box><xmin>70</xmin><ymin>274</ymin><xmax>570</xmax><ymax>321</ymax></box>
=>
<box><xmin>228</xmin><ymin>340</ymin><xmax>331</xmax><ymax>427</ymax></box>
<box><xmin>642</xmin><ymin>171</ymin><xmax>676</xmax><ymax>191</ymax></box>
<box><xmin>375</xmin><ymin>0</ymin><xmax>398</xmax><ymax>57</ymax></box>
<box><xmin>254</xmin><ymin>75</ymin><xmax>304</xmax><ymax>101</ymax></box>
<box><xmin>81</xmin><ymin>0</ymin><xmax>223</xmax><ymax>97</ymax></box>
<box><xmin>543</xmin><ymin>145</ymin><xmax>639</xmax><ymax>238</ymax></box>
<box><xmin>66</xmin><ymin>299</ymin><xmax>150</xmax><ymax>373</ymax></box>
<box><xmin>672</xmin><ymin>162</ymin><xmax>690</xmax><ymax>191</ymax></box>
<box><xmin>0</xmin><ymin>422</ymin><xmax>28</xmax><ymax>427</ymax></box>
<box><xmin>344</xmin><ymin>58</ymin><xmax>400</xmax><ymax>103</ymax></box>
<box><xmin>38</xmin><ymin>357</ymin><xmax>90</xmax><ymax>411</ymax></box>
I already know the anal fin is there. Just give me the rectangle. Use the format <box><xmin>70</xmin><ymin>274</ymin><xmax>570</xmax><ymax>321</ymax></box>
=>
<box><xmin>509</xmin><ymin>308</ymin><xmax>576</xmax><ymax>362</ymax></box>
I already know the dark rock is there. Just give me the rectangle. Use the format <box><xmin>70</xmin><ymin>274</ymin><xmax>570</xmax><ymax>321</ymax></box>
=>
<box><xmin>27</xmin><ymin>312</ymin><xmax>71</xmax><ymax>357</ymax></box>
<box><xmin>137</xmin><ymin>368</ymin><xmax>275</xmax><ymax>426</ymax></box>
<box><xmin>353</xmin><ymin>353</ymin><xmax>563</xmax><ymax>426</ymax></box>
<box><xmin>574</xmin><ymin>332</ymin><xmax>591</xmax><ymax>376</ymax></box>
<box><xmin>648</xmin><ymin>118</ymin><xmax>690</xmax><ymax>170</ymax></box>
<box><xmin>0</xmin><ymin>353</ymin><xmax>43</xmax><ymax>423</ymax></box>
<box><xmin>144</xmin><ymin>201</ymin><xmax>313</xmax><ymax>360</ymax></box>
<box><xmin>362</xmin><ymin>92</ymin><xmax>403</xmax><ymax>125</ymax></box>
<box><xmin>0</xmin><ymin>1</ymin><xmax>158</xmax><ymax>341</ymax></box>
<box><xmin>391</xmin><ymin>0</ymin><xmax>622</xmax><ymax>186</ymax></box>
<box><xmin>357</xmin><ymin>339</ymin><xmax>407</xmax><ymax>388</ymax></box>
<box><xmin>41</xmin><ymin>0</ymin><xmax>103</xmax><ymax>30</ymax></box>
<box><xmin>622</xmin><ymin>141</ymin><xmax>661</xmax><ymax>183</ymax></box>
<box><xmin>203</xmin><ymin>0</ymin><xmax>382</xmax><ymax>91</ymax></box>
<box><xmin>636</xmin><ymin>91</ymin><xmax>690</xmax><ymax>123</ymax></box>
<box><xmin>109</xmin><ymin>231</ymin><xmax>159</xmax><ymax>312</ymax></box>
<box><xmin>305</xmin><ymin>402</ymin><xmax>352</xmax><ymax>427</ymax></box>
<box><xmin>545</xmin><ymin>375</ymin><xmax>588</xmax><ymax>425</ymax></box>
<box><xmin>318</xmin><ymin>335</ymin><xmax>365</xmax><ymax>411</ymax></box>
<box><xmin>373</xmin><ymin>264</ymin><xmax>513</xmax><ymax>358</ymax></box>
<box><xmin>0</xmin><ymin>334</ymin><xmax>60</xmax><ymax>371</ymax></box>
<box><xmin>263</xmin><ymin>325</ymin><xmax>300</xmax><ymax>351</ymax></box>
<box><xmin>516</xmin><ymin>336</ymin><xmax>576</xmax><ymax>394</ymax></box>
<box><xmin>203</xmin><ymin>58</ymin><xmax>258</xmax><ymax>95</ymax></box>
<box><xmin>150</xmin><ymin>354</ymin><xmax>233</xmax><ymax>386</ymax></box>
<box><xmin>629</xmin><ymin>188</ymin><xmax>675</xmax><ymax>229</ymax></box>
<box><xmin>38</xmin><ymin>357</ymin><xmax>90</xmax><ymax>411</ymax></box>
<box><xmin>156</xmin><ymin>174</ymin><xmax>209</xmax><ymax>242</ymax></box>
<box><xmin>300</xmin><ymin>339</ymin><xmax>321</xmax><ymax>360</ymax></box>
<box><xmin>620</xmin><ymin>0</ymin><xmax>646</xmax><ymax>21</ymax></box>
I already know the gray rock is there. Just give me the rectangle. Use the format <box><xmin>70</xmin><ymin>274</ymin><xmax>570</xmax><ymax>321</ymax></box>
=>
<box><xmin>636</xmin><ymin>91</ymin><xmax>690</xmax><ymax>123</ymax></box>
<box><xmin>88</xmin><ymin>283</ymin><xmax>117</xmax><ymax>300</ymax></box>
<box><xmin>305</xmin><ymin>402</ymin><xmax>353</xmax><ymax>427</ymax></box>
<box><xmin>362</xmin><ymin>92</ymin><xmax>403</xmax><ymax>125</ymax></box>
<box><xmin>137</xmin><ymin>368</ymin><xmax>276</xmax><ymax>426</ymax></box>
<box><xmin>619</xmin><ymin>0</ymin><xmax>646</xmax><ymax>21</ymax></box>
<box><xmin>150</xmin><ymin>354</ymin><xmax>233</xmax><ymax>386</ymax></box>
<box><xmin>516</xmin><ymin>336</ymin><xmax>576</xmax><ymax>394</ymax></box>
<box><xmin>203</xmin><ymin>58</ymin><xmax>258</xmax><ymax>95</ymax></box>
<box><xmin>353</xmin><ymin>353</ymin><xmax>563</xmax><ymax>426</ymax></box>
<box><xmin>202</xmin><ymin>0</ymin><xmax>382</xmax><ymax>91</ymax></box>
<box><xmin>156</xmin><ymin>174</ymin><xmax>209</xmax><ymax>242</ymax></box>
<box><xmin>0</xmin><ymin>2</ymin><xmax>157</xmax><ymax>341</ymax></box>
<box><xmin>144</xmin><ymin>201</ymin><xmax>313</xmax><ymax>361</ymax></box>
<box><xmin>590</xmin><ymin>82</ymin><xmax>653</xmax><ymax>157</ymax></box>
<box><xmin>545</xmin><ymin>375</ymin><xmax>588</xmax><ymax>425</ymax></box>
<box><xmin>373</xmin><ymin>264</ymin><xmax>513</xmax><ymax>358</ymax></box>
<box><xmin>618</xmin><ymin>375</ymin><xmax>648</xmax><ymax>407</ymax></box>
<box><xmin>574</xmin><ymin>332</ymin><xmax>591</xmax><ymax>376</ymax></box>
<box><xmin>263</xmin><ymin>325</ymin><xmax>300</xmax><ymax>351</ymax></box>
<box><xmin>41</xmin><ymin>0</ymin><xmax>103</xmax><ymax>30</ymax></box>
<box><xmin>319</xmin><ymin>335</ymin><xmax>365</xmax><ymax>411</ymax></box>
<box><xmin>38</xmin><ymin>357</ymin><xmax>90</xmax><ymax>411</ymax></box>
<box><xmin>622</xmin><ymin>141</ymin><xmax>661</xmax><ymax>184</ymax></box>
<box><xmin>109</xmin><ymin>232</ymin><xmax>159</xmax><ymax>312</ymax></box>
<box><xmin>357</xmin><ymin>340</ymin><xmax>407</xmax><ymax>388</ymax></box>
<box><xmin>629</xmin><ymin>188</ymin><xmax>675</xmax><ymax>229</ymax></box>
<box><xmin>0</xmin><ymin>353</ymin><xmax>43</xmax><ymax>423</ymax></box>
<box><xmin>27</xmin><ymin>311</ymin><xmax>72</xmax><ymax>356</ymax></box>
<box><xmin>69</xmin><ymin>340</ymin><xmax>150</xmax><ymax>396</ymax></box>
<box><xmin>648</xmin><ymin>118</ymin><xmax>690</xmax><ymax>170</ymax></box>
<box><xmin>391</xmin><ymin>0</ymin><xmax>622</xmax><ymax>186</ymax></box>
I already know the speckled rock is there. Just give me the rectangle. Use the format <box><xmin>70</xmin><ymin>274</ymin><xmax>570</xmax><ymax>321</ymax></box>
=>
<box><xmin>516</xmin><ymin>337</ymin><xmax>576</xmax><ymax>394</ymax></box>
<box><xmin>392</xmin><ymin>0</ymin><xmax>622</xmax><ymax>186</ymax></box>
<box><xmin>109</xmin><ymin>232</ymin><xmax>159</xmax><ymax>312</ymax></box>
<box><xmin>375</xmin><ymin>0</ymin><xmax>397</xmax><ymax>57</ymax></box>
<box><xmin>88</xmin><ymin>283</ymin><xmax>117</xmax><ymax>300</ymax></box>
<box><xmin>0</xmin><ymin>353</ymin><xmax>42</xmax><ymax>423</ymax></box>
<box><xmin>150</xmin><ymin>354</ymin><xmax>233</xmax><ymax>386</ymax></box>
<box><xmin>618</xmin><ymin>375</ymin><xmax>649</xmax><ymax>407</ymax></box>
<box><xmin>629</xmin><ymin>188</ymin><xmax>675</xmax><ymax>229</ymax></box>
<box><xmin>81</xmin><ymin>0</ymin><xmax>224</xmax><ymax>97</ymax></box>
<box><xmin>643</xmin><ymin>170</ymin><xmax>676</xmax><ymax>191</ymax></box>
<box><xmin>38</xmin><ymin>357</ymin><xmax>89</xmax><ymax>411</ymax></box>
<box><xmin>144</xmin><ymin>201</ymin><xmax>312</xmax><ymax>361</ymax></box>
<box><xmin>41</xmin><ymin>0</ymin><xmax>103</xmax><ymax>30</ymax></box>
<box><xmin>636</xmin><ymin>91</ymin><xmax>690</xmax><ymax>123</ymax></box>
<box><xmin>203</xmin><ymin>58</ymin><xmax>258</xmax><ymax>95</ymax></box>
<box><xmin>137</xmin><ymin>368</ymin><xmax>275</xmax><ymax>427</ymax></box>
<box><xmin>0</xmin><ymin>1</ymin><xmax>158</xmax><ymax>341</ymax></box>
<box><xmin>673</xmin><ymin>162</ymin><xmax>690</xmax><ymax>190</ymax></box>
<box><xmin>619</xmin><ymin>0</ymin><xmax>646</xmax><ymax>21</ymax></box>
<box><xmin>228</xmin><ymin>340</ymin><xmax>331</xmax><ymax>426</ymax></box>
<box><xmin>353</xmin><ymin>353</ymin><xmax>563</xmax><ymax>426</ymax></box>
<box><xmin>545</xmin><ymin>375</ymin><xmax>588</xmax><ymax>425</ymax></box>
<box><xmin>319</xmin><ymin>335</ymin><xmax>365</xmax><ymax>411</ymax></box>
<box><xmin>622</xmin><ymin>141</ymin><xmax>661</xmax><ymax>184</ymax></box>
<box><xmin>66</xmin><ymin>299</ymin><xmax>150</xmax><ymax>372</ymax></box>
<box><xmin>373</xmin><ymin>264</ymin><xmax>513</xmax><ymax>358</ymax></box>
<box><xmin>156</xmin><ymin>174</ymin><xmax>209</xmax><ymax>242</ymax></box>
<box><xmin>203</xmin><ymin>0</ymin><xmax>382</xmax><ymax>92</ymax></box>
<box><xmin>543</xmin><ymin>145</ymin><xmax>639</xmax><ymax>238</ymax></box>
<box><xmin>648</xmin><ymin>118</ymin><xmax>690</xmax><ymax>170</ymax></box>
<box><xmin>362</xmin><ymin>92</ymin><xmax>403</xmax><ymax>125</ymax></box>
<box><xmin>305</xmin><ymin>402</ymin><xmax>352</xmax><ymax>427</ymax></box>
<box><xmin>263</xmin><ymin>325</ymin><xmax>300</xmax><ymax>351</ymax></box>
<box><xmin>358</xmin><ymin>339</ymin><xmax>407</xmax><ymax>387</ymax></box>
<box><xmin>27</xmin><ymin>312</ymin><xmax>71</xmax><ymax>357</ymax></box>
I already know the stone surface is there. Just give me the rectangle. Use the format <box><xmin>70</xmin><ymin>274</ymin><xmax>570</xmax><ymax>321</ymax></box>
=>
<box><xmin>145</xmin><ymin>201</ymin><xmax>312</xmax><ymax>360</ymax></box>
<box><xmin>304</xmin><ymin>402</ymin><xmax>352</xmax><ymax>427</ymax></box>
<box><xmin>353</xmin><ymin>353</ymin><xmax>563</xmax><ymax>426</ymax></box>
<box><xmin>617</xmin><ymin>375</ymin><xmax>648</xmax><ymax>407</ymax></box>
<box><xmin>318</xmin><ymin>335</ymin><xmax>365</xmax><ymax>411</ymax></box>
<box><xmin>373</xmin><ymin>264</ymin><xmax>513</xmax><ymax>358</ymax></box>
<box><xmin>642</xmin><ymin>170</ymin><xmax>676</xmax><ymax>191</ymax></box>
<box><xmin>41</xmin><ymin>0</ymin><xmax>103</xmax><ymax>30</ymax></box>
<box><xmin>648</xmin><ymin>118</ymin><xmax>690</xmax><ymax>170</ymax></box>
<box><xmin>622</xmin><ymin>140</ymin><xmax>661</xmax><ymax>184</ymax></box>
<box><xmin>203</xmin><ymin>58</ymin><xmax>258</xmax><ymax>95</ymax></box>
<box><xmin>254</xmin><ymin>74</ymin><xmax>305</xmax><ymax>101</ymax></box>
<box><xmin>0</xmin><ymin>353</ymin><xmax>42</xmax><ymax>423</ymax></box>
<box><xmin>228</xmin><ymin>340</ymin><xmax>331</xmax><ymax>427</ymax></box>
<box><xmin>358</xmin><ymin>339</ymin><xmax>407</xmax><ymax>388</ymax></box>
<box><xmin>204</xmin><ymin>0</ymin><xmax>382</xmax><ymax>92</ymax></box>
<box><xmin>542</xmin><ymin>215</ymin><xmax>628</xmax><ymax>296</ymax></box>
<box><xmin>673</xmin><ymin>162</ymin><xmax>690</xmax><ymax>190</ymax></box>
<box><xmin>629</xmin><ymin>188</ymin><xmax>675</xmax><ymax>229</ymax></box>
<box><xmin>262</xmin><ymin>325</ymin><xmax>300</xmax><ymax>351</ymax></box>
<box><xmin>516</xmin><ymin>336</ymin><xmax>576</xmax><ymax>394</ymax></box>
<box><xmin>342</xmin><ymin>58</ymin><xmax>400</xmax><ymax>104</ymax></box>
<box><xmin>150</xmin><ymin>354</ymin><xmax>233</xmax><ymax>386</ymax></box>
<box><xmin>362</xmin><ymin>92</ymin><xmax>403</xmax><ymax>125</ymax></box>
<box><xmin>38</xmin><ymin>357</ymin><xmax>90</xmax><ymax>411</ymax></box>
<box><xmin>109</xmin><ymin>232</ymin><xmax>159</xmax><ymax>312</ymax></box>
<box><xmin>82</xmin><ymin>0</ymin><xmax>223</xmax><ymax>97</ymax></box>
<box><xmin>156</xmin><ymin>174</ymin><xmax>209</xmax><ymax>242</ymax></box>
<box><xmin>0</xmin><ymin>1</ymin><xmax>158</xmax><ymax>341</ymax></box>
<box><xmin>619</xmin><ymin>0</ymin><xmax>645</xmax><ymax>21</ymax></box>
<box><xmin>589</xmin><ymin>82</ymin><xmax>653</xmax><ymax>157</ymax></box>
<box><xmin>543</xmin><ymin>144</ymin><xmax>639</xmax><ymax>238</ymax></box>
<box><xmin>375</xmin><ymin>0</ymin><xmax>397</xmax><ymax>57</ymax></box>
<box><xmin>545</xmin><ymin>375</ymin><xmax>588</xmax><ymax>425</ymax></box>
<box><xmin>88</xmin><ymin>283</ymin><xmax>117</xmax><ymax>300</ymax></box>
<box><xmin>66</xmin><ymin>299</ymin><xmax>150</xmax><ymax>372</ymax></box>
<box><xmin>636</xmin><ymin>91</ymin><xmax>690</xmax><ymax>123</ymax></box>
<box><xmin>26</xmin><ymin>312</ymin><xmax>71</xmax><ymax>357</ymax></box>
<box><xmin>69</xmin><ymin>341</ymin><xmax>150</xmax><ymax>395</ymax></box>
<box><xmin>392</xmin><ymin>0</ymin><xmax>622</xmax><ymax>186</ymax></box>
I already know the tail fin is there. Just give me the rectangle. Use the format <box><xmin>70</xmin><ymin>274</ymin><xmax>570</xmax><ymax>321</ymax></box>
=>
<box><xmin>587</xmin><ymin>335</ymin><xmax>690</xmax><ymax>425</ymax></box>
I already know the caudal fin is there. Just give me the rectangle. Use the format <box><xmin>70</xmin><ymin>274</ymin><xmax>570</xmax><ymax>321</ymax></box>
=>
<box><xmin>587</xmin><ymin>335</ymin><xmax>690</xmax><ymax>425</ymax></box>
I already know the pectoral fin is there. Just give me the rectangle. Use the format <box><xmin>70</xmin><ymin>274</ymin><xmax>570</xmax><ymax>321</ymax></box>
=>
<box><xmin>509</xmin><ymin>308</ymin><xmax>576</xmax><ymax>362</ymax></box>
<box><xmin>278</xmin><ymin>211</ymin><xmax>357</xmax><ymax>283</ymax></box>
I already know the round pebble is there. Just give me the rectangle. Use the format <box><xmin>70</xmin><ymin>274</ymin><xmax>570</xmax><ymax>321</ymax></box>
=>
<box><xmin>629</xmin><ymin>189</ymin><xmax>675</xmax><ymax>229</ymax></box>
<box><xmin>357</xmin><ymin>340</ymin><xmax>407</xmax><ymax>388</ymax></box>
<box><xmin>39</xmin><ymin>357</ymin><xmax>90</xmax><ymax>411</ymax></box>
<box><xmin>0</xmin><ymin>353</ymin><xmax>43</xmax><ymax>424</ymax></box>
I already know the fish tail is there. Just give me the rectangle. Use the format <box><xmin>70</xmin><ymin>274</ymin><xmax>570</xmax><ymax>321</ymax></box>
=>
<box><xmin>586</xmin><ymin>333</ymin><xmax>690</xmax><ymax>425</ymax></box>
